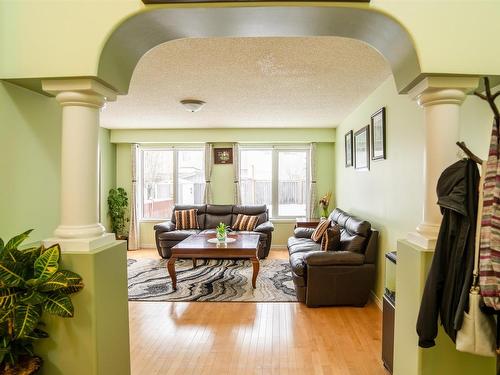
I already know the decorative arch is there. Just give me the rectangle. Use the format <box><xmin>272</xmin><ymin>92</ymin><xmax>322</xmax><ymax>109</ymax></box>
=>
<box><xmin>98</xmin><ymin>6</ymin><xmax>421</xmax><ymax>95</ymax></box>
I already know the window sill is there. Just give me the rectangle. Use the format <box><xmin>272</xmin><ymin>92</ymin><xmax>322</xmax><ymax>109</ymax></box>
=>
<box><xmin>139</xmin><ymin>219</ymin><xmax>167</xmax><ymax>223</ymax></box>
<box><xmin>270</xmin><ymin>218</ymin><xmax>297</xmax><ymax>224</ymax></box>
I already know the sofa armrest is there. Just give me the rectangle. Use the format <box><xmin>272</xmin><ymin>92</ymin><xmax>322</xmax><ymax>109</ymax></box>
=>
<box><xmin>293</xmin><ymin>227</ymin><xmax>314</xmax><ymax>238</ymax></box>
<box><xmin>304</xmin><ymin>251</ymin><xmax>365</xmax><ymax>266</ymax></box>
<box><xmin>254</xmin><ymin>221</ymin><xmax>274</xmax><ymax>233</ymax></box>
<box><xmin>154</xmin><ymin>220</ymin><xmax>175</xmax><ymax>233</ymax></box>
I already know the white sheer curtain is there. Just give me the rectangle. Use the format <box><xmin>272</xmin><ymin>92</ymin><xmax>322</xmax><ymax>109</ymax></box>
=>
<box><xmin>204</xmin><ymin>143</ymin><xmax>213</xmax><ymax>204</ymax></box>
<box><xmin>307</xmin><ymin>142</ymin><xmax>318</xmax><ymax>219</ymax></box>
<box><xmin>128</xmin><ymin>144</ymin><xmax>140</xmax><ymax>250</ymax></box>
<box><xmin>233</xmin><ymin>143</ymin><xmax>241</xmax><ymax>205</ymax></box>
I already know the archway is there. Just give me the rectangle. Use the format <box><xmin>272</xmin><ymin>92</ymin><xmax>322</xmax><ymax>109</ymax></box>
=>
<box><xmin>98</xmin><ymin>6</ymin><xmax>421</xmax><ymax>95</ymax></box>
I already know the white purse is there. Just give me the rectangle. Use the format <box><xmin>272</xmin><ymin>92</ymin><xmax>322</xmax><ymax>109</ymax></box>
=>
<box><xmin>456</xmin><ymin>163</ymin><xmax>496</xmax><ymax>357</ymax></box>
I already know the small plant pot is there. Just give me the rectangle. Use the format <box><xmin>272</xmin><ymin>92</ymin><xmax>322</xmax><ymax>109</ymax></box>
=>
<box><xmin>1</xmin><ymin>356</ymin><xmax>43</xmax><ymax>375</ymax></box>
<box><xmin>216</xmin><ymin>233</ymin><xmax>227</xmax><ymax>243</ymax></box>
<box><xmin>116</xmin><ymin>235</ymin><xmax>129</xmax><ymax>250</ymax></box>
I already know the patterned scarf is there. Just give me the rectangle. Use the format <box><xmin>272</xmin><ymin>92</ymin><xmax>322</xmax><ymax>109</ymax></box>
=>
<box><xmin>480</xmin><ymin>117</ymin><xmax>500</xmax><ymax>310</ymax></box>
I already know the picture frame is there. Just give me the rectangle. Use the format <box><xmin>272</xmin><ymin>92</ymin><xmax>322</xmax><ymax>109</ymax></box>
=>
<box><xmin>345</xmin><ymin>130</ymin><xmax>353</xmax><ymax>167</ymax></box>
<box><xmin>214</xmin><ymin>148</ymin><xmax>233</xmax><ymax>164</ymax></box>
<box><xmin>371</xmin><ymin>107</ymin><xmax>386</xmax><ymax>160</ymax></box>
<box><xmin>354</xmin><ymin>125</ymin><xmax>370</xmax><ymax>171</ymax></box>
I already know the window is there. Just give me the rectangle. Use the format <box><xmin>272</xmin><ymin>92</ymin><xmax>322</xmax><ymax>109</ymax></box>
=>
<box><xmin>140</xmin><ymin>148</ymin><xmax>204</xmax><ymax>220</ymax></box>
<box><xmin>240</xmin><ymin>146</ymin><xmax>309</xmax><ymax>218</ymax></box>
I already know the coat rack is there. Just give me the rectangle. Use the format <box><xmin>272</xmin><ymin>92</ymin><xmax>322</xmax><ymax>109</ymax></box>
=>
<box><xmin>474</xmin><ymin>77</ymin><xmax>500</xmax><ymax>120</ymax></box>
<box><xmin>456</xmin><ymin>141</ymin><xmax>483</xmax><ymax>164</ymax></box>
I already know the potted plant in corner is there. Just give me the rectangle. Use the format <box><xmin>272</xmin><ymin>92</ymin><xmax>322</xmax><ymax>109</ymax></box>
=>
<box><xmin>108</xmin><ymin>187</ymin><xmax>129</xmax><ymax>244</ymax></box>
<box><xmin>0</xmin><ymin>229</ymin><xmax>84</xmax><ymax>374</ymax></box>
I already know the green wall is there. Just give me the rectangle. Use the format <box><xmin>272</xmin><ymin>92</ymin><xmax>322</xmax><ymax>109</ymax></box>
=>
<box><xmin>0</xmin><ymin>81</ymin><xmax>61</xmax><ymax>242</ymax></box>
<box><xmin>334</xmin><ymin>75</ymin><xmax>494</xmax><ymax>301</ymax></box>
<box><xmin>0</xmin><ymin>80</ymin><xmax>116</xmax><ymax>243</ymax></box>
<box><xmin>113</xmin><ymin>130</ymin><xmax>335</xmax><ymax>248</ymax></box>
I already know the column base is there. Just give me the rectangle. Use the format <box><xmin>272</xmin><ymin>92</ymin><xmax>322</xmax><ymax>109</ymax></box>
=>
<box><xmin>43</xmin><ymin>233</ymin><xmax>117</xmax><ymax>252</ymax></box>
<box><xmin>407</xmin><ymin>222</ymin><xmax>440</xmax><ymax>250</ymax></box>
<box><xmin>54</xmin><ymin>223</ymin><xmax>106</xmax><ymax>239</ymax></box>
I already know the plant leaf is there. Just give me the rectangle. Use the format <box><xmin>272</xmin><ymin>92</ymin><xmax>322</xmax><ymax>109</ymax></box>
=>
<box><xmin>19</xmin><ymin>290</ymin><xmax>47</xmax><ymax>305</ymax></box>
<box><xmin>0</xmin><ymin>261</ymin><xmax>26</xmax><ymax>287</ymax></box>
<box><xmin>34</xmin><ymin>244</ymin><xmax>60</xmax><ymax>283</ymax></box>
<box><xmin>0</xmin><ymin>288</ymin><xmax>17</xmax><ymax>309</ymax></box>
<box><xmin>4</xmin><ymin>230</ymin><xmax>33</xmax><ymax>251</ymax></box>
<box><xmin>38</xmin><ymin>270</ymin><xmax>83</xmax><ymax>293</ymax></box>
<box><xmin>13</xmin><ymin>305</ymin><xmax>41</xmax><ymax>339</ymax></box>
<box><xmin>0</xmin><ymin>308</ymin><xmax>13</xmax><ymax>324</ymax></box>
<box><xmin>25</xmin><ymin>328</ymin><xmax>49</xmax><ymax>340</ymax></box>
<box><xmin>43</xmin><ymin>293</ymin><xmax>74</xmax><ymax>317</ymax></box>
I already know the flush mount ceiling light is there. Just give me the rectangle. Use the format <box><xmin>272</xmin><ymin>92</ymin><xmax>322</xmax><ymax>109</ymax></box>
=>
<box><xmin>180</xmin><ymin>99</ymin><xmax>206</xmax><ymax>113</ymax></box>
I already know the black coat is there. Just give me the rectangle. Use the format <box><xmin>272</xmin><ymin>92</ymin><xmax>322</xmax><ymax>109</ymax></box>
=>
<box><xmin>417</xmin><ymin>159</ymin><xmax>479</xmax><ymax>348</ymax></box>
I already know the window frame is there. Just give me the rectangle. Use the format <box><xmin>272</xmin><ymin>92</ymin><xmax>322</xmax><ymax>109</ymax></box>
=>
<box><xmin>139</xmin><ymin>145</ymin><xmax>205</xmax><ymax>221</ymax></box>
<box><xmin>239</xmin><ymin>144</ymin><xmax>310</xmax><ymax>219</ymax></box>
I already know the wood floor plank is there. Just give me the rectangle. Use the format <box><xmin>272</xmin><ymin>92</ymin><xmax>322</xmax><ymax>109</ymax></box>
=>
<box><xmin>128</xmin><ymin>249</ymin><xmax>387</xmax><ymax>375</ymax></box>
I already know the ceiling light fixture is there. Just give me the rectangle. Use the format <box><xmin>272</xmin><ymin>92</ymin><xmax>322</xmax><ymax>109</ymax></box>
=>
<box><xmin>180</xmin><ymin>99</ymin><xmax>206</xmax><ymax>113</ymax></box>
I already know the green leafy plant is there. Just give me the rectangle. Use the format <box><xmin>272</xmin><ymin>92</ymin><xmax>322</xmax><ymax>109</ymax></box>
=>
<box><xmin>108</xmin><ymin>187</ymin><xmax>129</xmax><ymax>239</ymax></box>
<box><xmin>0</xmin><ymin>230</ymin><xmax>83</xmax><ymax>374</ymax></box>
<box><xmin>216</xmin><ymin>223</ymin><xmax>228</xmax><ymax>241</ymax></box>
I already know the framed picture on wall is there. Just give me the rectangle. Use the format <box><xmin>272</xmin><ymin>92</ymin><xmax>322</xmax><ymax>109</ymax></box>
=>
<box><xmin>371</xmin><ymin>107</ymin><xmax>386</xmax><ymax>160</ymax></box>
<box><xmin>345</xmin><ymin>130</ymin><xmax>353</xmax><ymax>167</ymax></box>
<box><xmin>214</xmin><ymin>148</ymin><xmax>233</xmax><ymax>164</ymax></box>
<box><xmin>354</xmin><ymin>125</ymin><xmax>370</xmax><ymax>171</ymax></box>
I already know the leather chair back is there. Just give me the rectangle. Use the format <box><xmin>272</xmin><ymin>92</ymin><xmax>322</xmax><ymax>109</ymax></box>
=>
<box><xmin>232</xmin><ymin>205</ymin><xmax>268</xmax><ymax>226</ymax></box>
<box><xmin>329</xmin><ymin>208</ymin><xmax>373</xmax><ymax>255</ymax></box>
<box><xmin>170</xmin><ymin>204</ymin><xmax>207</xmax><ymax>229</ymax></box>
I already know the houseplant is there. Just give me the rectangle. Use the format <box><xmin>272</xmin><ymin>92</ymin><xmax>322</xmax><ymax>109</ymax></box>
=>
<box><xmin>216</xmin><ymin>223</ymin><xmax>228</xmax><ymax>243</ymax></box>
<box><xmin>319</xmin><ymin>192</ymin><xmax>332</xmax><ymax>219</ymax></box>
<box><xmin>0</xmin><ymin>229</ymin><xmax>84</xmax><ymax>374</ymax></box>
<box><xmin>108</xmin><ymin>187</ymin><xmax>129</xmax><ymax>240</ymax></box>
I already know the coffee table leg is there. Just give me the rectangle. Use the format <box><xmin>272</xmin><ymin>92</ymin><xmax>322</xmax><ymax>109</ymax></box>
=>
<box><xmin>251</xmin><ymin>257</ymin><xmax>259</xmax><ymax>288</ymax></box>
<box><xmin>167</xmin><ymin>257</ymin><xmax>177</xmax><ymax>290</ymax></box>
<box><xmin>192</xmin><ymin>258</ymin><xmax>197</xmax><ymax>269</ymax></box>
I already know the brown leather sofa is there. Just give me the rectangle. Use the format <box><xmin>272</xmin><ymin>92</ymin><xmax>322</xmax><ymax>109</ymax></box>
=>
<box><xmin>154</xmin><ymin>204</ymin><xmax>274</xmax><ymax>259</ymax></box>
<box><xmin>287</xmin><ymin>208</ymin><xmax>378</xmax><ymax>307</ymax></box>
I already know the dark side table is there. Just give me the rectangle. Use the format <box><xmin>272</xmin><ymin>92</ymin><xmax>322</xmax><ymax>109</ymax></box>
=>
<box><xmin>295</xmin><ymin>218</ymin><xmax>320</xmax><ymax>229</ymax></box>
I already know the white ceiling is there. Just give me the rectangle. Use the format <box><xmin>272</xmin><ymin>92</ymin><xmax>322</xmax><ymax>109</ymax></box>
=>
<box><xmin>100</xmin><ymin>37</ymin><xmax>391</xmax><ymax>129</ymax></box>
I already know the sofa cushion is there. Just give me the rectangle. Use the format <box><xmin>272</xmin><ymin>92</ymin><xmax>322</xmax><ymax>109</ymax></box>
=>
<box><xmin>233</xmin><ymin>214</ymin><xmax>259</xmax><ymax>231</ymax></box>
<box><xmin>330</xmin><ymin>208</ymin><xmax>371</xmax><ymax>237</ymax></box>
<box><xmin>174</xmin><ymin>209</ymin><xmax>200</xmax><ymax>230</ymax></box>
<box><xmin>287</xmin><ymin>237</ymin><xmax>321</xmax><ymax>255</ymax></box>
<box><xmin>321</xmin><ymin>225</ymin><xmax>341</xmax><ymax>251</ymax></box>
<box><xmin>171</xmin><ymin>205</ymin><xmax>207</xmax><ymax>229</ymax></box>
<box><xmin>158</xmin><ymin>229</ymin><xmax>200</xmax><ymax>241</ymax></box>
<box><xmin>293</xmin><ymin>227</ymin><xmax>314</xmax><ymax>238</ymax></box>
<box><xmin>304</xmin><ymin>251</ymin><xmax>365</xmax><ymax>266</ymax></box>
<box><xmin>340</xmin><ymin>231</ymin><xmax>367</xmax><ymax>253</ymax></box>
<box><xmin>311</xmin><ymin>219</ymin><xmax>331</xmax><ymax>242</ymax></box>
<box><xmin>205</xmin><ymin>214</ymin><xmax>232</xmax><ymax>229</ymax></box>
<box><xmin>232</xmin><ymin>205</ymin><xmax>268</xmax><ymax>226</ymax></box>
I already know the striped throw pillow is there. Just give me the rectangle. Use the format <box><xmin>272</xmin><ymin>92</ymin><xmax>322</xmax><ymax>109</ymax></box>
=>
<box><xmin>174</xmin><ymin>209</ymin><xmax>200</xmax><ymax>230</ymax></box>
<box><xmin>232</xmin><ymin>214</ymin><xmax>259</xmax><ymax>231</ymax></box>
<box><xmin>321</xmin><ymin>225</ymin><xmax>341</xmax><ymax>251</ymax></box>
<box><xmin>311</xmin><ymin>219</ymin><xmax>331</xmax><ymax>243</ymax></box>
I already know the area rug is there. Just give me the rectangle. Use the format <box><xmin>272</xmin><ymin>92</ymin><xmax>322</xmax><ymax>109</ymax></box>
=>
<box><xmin>127</xmin><ymin>258</ymin><xmax>297</xmax><ymax>302</ymax></box>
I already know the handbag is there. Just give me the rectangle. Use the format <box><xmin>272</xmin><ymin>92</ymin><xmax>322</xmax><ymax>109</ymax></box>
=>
<box><xmin>456</xmin><ymin>163</ymin><xmax>496</xmax><ymax>357</ymax></box>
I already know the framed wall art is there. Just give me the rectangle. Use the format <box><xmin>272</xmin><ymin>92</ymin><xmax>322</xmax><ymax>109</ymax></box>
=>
<box><xmin>214</xmin><ymin>148</ymin><xmax>233</xmax><ymax>164</ymax></box>
<box><xmin>345</xmin><ymin>130</ymin><xmax>353</xmax><ymax>167</ymax></box>
<box><xmin>354</xmin><ymin>125</ymin><xmax>370</xmax><ymax>171</ymax></box>
<box><xmin>371</xmin><ymin>107</ymin><xmax>386</xmax><ymax>160</ymax></box>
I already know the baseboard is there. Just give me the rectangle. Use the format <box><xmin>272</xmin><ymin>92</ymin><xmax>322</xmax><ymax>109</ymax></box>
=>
<box><xmin>370</xmin><ymin>290</ymin><xmax>382</xmax><ymax>310</ymax></box>
<box><xmin>271</xmin><ymin>244</ymin><xmax>287</xmax><ymax>249</ymax></box>
<box><xmin>139</xmin><ymin>243</ymin><xmax>156</xmax><ymax>249</ymax></box>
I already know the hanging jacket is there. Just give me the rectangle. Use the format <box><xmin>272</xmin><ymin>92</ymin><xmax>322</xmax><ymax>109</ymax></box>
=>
<box><xmin>479</xmin><ymin>117</ymin><xmax>500</xmax><ymax>310</ymax></box>
<box><xmin>417</xmin><ymin>159</ymin><xmax>479</xmax><ymax>348</ymax></box>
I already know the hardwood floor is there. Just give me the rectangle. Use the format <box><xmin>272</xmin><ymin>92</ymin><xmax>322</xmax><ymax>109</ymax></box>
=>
<box><xmin>127</xmin><ymin>249</ymin><xmax>386</xmax><ymax>375</ymax></box>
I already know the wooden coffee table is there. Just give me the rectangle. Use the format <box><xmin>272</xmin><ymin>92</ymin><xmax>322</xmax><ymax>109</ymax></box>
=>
<box><xmin>167</xmin><ymin>233</ymin><xmax>260</xmax><ymax>290</ymax></box>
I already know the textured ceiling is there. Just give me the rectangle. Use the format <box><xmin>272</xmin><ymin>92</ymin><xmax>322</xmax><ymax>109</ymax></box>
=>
<box><xmin>101</xmin><ymin>37</ymin><xmax>391</xmax><ymax>129</ymax></box>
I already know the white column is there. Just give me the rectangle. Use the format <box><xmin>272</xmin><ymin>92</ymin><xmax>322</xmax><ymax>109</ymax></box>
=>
<box><xmin>407</xmin><ymin>77</ymin><xmax>479</xmax><ymax>249</ymax></box>
<box><xmin>42</xmin><ymin>79</ymin><xmax>117</xmax><ymax>251</ymax></box>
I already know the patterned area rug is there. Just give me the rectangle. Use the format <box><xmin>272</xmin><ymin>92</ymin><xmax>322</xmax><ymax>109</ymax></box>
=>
<box><xmin>127</xmin><ymin>258</ymin><xmax>297</xmax><ymax>302</ymax></box>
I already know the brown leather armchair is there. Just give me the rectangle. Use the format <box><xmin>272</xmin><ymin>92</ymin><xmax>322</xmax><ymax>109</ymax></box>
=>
<box><xmin>287</xmin><ymin>208</ymin><xmax>378</xmax><ymax>307</ymax></box>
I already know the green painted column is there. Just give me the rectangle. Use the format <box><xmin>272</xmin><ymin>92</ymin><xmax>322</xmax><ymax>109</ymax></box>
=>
<box><xmin>394</xmin><ymin>240</ymin><xmax>495</xmax><ymax>375</ymax></box>
<box><xmin>35</xmin><ymin>241</ymin><xmax>130</xmax><ymax>375</ymax></box>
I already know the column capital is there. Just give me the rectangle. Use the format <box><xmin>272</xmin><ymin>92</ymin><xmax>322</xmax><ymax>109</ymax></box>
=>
<box><xmin>408</xmin><ymin>76</ymin><xmax>480</xmax><ymax>107</ymax></box>
<box><xmin>42</xmin><ymin>78</ymin><xmax>117</xmax><ymax>107</ymax></box>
